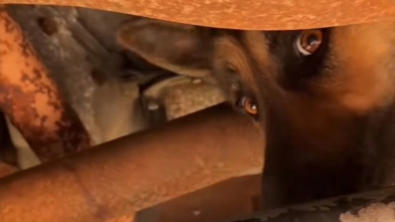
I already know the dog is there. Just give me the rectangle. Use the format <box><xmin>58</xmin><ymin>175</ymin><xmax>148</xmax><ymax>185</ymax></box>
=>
<box><xmin>117</xmin><ymin>19</ymin><xmax>395</xmax><ymax>208</ymax></box>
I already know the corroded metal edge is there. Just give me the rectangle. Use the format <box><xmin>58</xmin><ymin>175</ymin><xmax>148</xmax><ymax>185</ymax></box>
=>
<box><xmin>231</xmin><ymin>187</ymin><xmax>395</xmax><ymax>222</ymax></box>
<box><xmin>1</xmin><ymin>0</ymin><xmax>395</xmax><ymax>30</ymax></box>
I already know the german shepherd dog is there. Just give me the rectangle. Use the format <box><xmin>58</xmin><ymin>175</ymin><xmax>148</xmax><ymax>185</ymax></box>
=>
<box><xmin>117</xmin><ymin>19</ymin><xmax>395</xmax><ymax>209</ymax></box>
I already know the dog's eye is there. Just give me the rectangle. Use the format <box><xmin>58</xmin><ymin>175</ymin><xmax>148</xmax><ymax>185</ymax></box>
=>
<box><xmin>238</xmin><ymin>97</ymin><xmax>258</xmax><ymax>115</ymax></box>
<box><xmin>295</xmin><ymin>29</ymin><xmax>323</xmax><ymax>56</ymax></box>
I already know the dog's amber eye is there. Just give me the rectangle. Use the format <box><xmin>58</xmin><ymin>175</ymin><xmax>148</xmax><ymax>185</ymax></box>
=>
<box><xmin>239</xmin><ymin>97</ymin><xmax>258</xmax><ymax>115</ymax></box>
<box><xmin>296</xmin><ymin>29</ymin><xmax>323</xmax><ymax>56</ymax></box>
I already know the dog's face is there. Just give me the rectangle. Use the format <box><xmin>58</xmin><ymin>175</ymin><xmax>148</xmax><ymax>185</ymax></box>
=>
<box><xmin>118</xmin><ymin>19</ymin><xmax>395</xmax><ymax>122</ymax></box>
<box><xmin>118</xmin><ymin>19</ymin><xmax>395</xmax><ymax>207</ymax></box>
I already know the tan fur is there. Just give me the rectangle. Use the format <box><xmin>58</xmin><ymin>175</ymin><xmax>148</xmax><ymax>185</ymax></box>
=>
<box><xmin>214</xmin><ymin>36</ymin><xmax>257</xmax><ymax>99</ymax></box>
<box><xmin>317</xmin><ymin>21</ymin><xmax>395</xmax><ymax>114</ymax></box>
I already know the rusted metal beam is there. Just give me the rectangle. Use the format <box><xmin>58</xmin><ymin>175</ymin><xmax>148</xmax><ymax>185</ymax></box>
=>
<box><xmin>0</xmin><ymin>104</ymin><xmax>264</xmax><ymax>222</ymax></box>
<box><xmin>1</xmin><ymin>0</ymin><xmax>395</xmax><ymax>30</ymax></box>
<box><xmin>229</xmin><ymin>186</ymin><xmax>395</xmax><ymax>222</ymax></box>
<box><xmin>0</xmin><ymin>7</ymin><xmax>91</xmax><ymax>162</ymax></box>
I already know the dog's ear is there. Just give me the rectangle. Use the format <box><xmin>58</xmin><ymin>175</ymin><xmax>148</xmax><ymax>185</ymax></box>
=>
<box><xmin>117</xmin><ymin>19</ymin><xmax>216</xmax><ymax>77</ymax></box>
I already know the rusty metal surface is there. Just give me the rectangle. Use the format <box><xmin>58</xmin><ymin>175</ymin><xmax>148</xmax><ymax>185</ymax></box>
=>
<box><xmin>0</xmin><ymin>7</ymin><xmax>91</xmax><ymax>162</ymax></box>
<box><xmin>0</xmin><ymin>1</ymin><xmax>395</xmax><ymax>30</ymax></box>
<box><xmin>137</xmin><ymin>174</ymin><xmax>261</xmax><ymax>222</ymax></box>
<box><xmin>4</xmin><ymin>5</ymin><xmax>149</xmax><ymax>147</ymax></box>
<box><xmin>227</xmin><ymin>186</ymin><xmax>395</xmax><ymax>222</ymax></box>
<box><xmin>162</xmin><ymin>78</ymin><xmax>224</xmax><ymax>120</ymax></box>
<box><xmin>0</xmin><ymin>104</ymin><xmax>264</xmax><ymax>222</ymax></box>
<box><xmin>142</xmin><ymin>76</ymin><xmax>225</xmax><ymax>123</ymax></box>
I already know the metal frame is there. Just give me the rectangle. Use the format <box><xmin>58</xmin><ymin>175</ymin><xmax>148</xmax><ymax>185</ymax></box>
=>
<box><xmin>1</xmin><ymin>0</ymin><xmax>395</xmax><ymax>30</ymax></box>
<box><xmin>0</xmin><ymin>104</ymin><xmax>264</xmax><ymax>222</ymax></box>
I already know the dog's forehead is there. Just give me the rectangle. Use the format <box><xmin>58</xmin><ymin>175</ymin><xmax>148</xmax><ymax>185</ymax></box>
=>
<box><xmin>211</xmin><ymin>31</ymin><xmax>281</xmax><ymax>107</ymax></box>
<box><xmin>213</xmin><ymin>31</ymin><xmax>270</xmax><ymax>94</ymax></box>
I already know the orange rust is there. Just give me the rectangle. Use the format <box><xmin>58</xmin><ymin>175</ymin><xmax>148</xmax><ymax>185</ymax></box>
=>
<box><xmin>0</xmin><ymin>105</ymin><xmax>263</xmax><ymax>222</ymax></box>
<box><xmin>1</xmin><ymin>0</ymin><xmax>395</xmax><ymax>30</ymax></box>
<box><xmin>0</xmin><ymin>7</ymin><xmax>91</xmax><ymax>162</ymax></box>
<box><xmin>104</xmin><ymin>216</ymin><xmax>135</xmax><ymax>222</ymax></box>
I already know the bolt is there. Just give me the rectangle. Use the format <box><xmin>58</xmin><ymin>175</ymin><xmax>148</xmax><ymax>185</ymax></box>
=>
<box><xmin>37</xmin><ymin>17</ymin><xmax>58</xmax><ymax>36</ymax></box>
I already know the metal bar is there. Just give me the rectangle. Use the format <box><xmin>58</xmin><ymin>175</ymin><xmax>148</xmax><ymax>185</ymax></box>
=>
<box><xmin>0</xmin><ymin>7</ymin><xmax>91</xmax><ymax>162</ymax></box>
<box><xmin>230</xmin><ymin>186</ymin><xmax>395</xmax><ymax>222</ymax></box>
<box><xmin>1</xmin><ymin>0</ymin><xmax>395</xmax><ymax>30</ymax></box>
<box><xmin>0</xmin><ymin>104</ymin><xmax>264</xmax><ymax>222</ymax></box>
